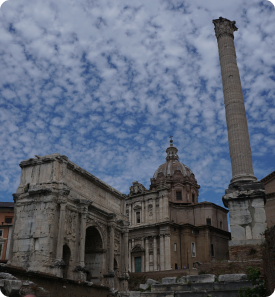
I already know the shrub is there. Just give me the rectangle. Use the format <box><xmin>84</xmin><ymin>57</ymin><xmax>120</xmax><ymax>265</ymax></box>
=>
<box><xmin>238</xmin><ymin>267</ymin><xmax>266</xmax><ymax>297</ymax></box>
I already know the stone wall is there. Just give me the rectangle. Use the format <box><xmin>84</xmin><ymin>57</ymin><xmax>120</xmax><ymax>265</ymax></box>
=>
<box><xmin>262</xmin><ymin>225</ymin><xmax>275</xmax><ymax>295</ymax></box>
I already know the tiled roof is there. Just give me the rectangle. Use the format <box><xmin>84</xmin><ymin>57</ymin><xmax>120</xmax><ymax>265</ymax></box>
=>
<box><xmin>0</xmin><ymin>202</ymin><xmax>14</xmax><ymax>208</ymax></box>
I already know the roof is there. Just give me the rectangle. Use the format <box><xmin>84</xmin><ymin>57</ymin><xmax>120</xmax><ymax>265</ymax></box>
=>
<box><xmin>0</xmin><ymin>202</ymin><xmax>14</xmax><ymax>208</ymax></box>
<box><xmin>261</xmin><ymin>171</ymin><xmax>275</xmax><ymax>184</ymax></box>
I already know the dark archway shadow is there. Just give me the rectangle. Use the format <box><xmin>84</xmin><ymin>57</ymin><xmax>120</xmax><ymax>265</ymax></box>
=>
<box><xmin>63</xmin><ymin>244</ymin><xmax>71</xmax><ymax>279</ymax></box>
<box><xmin>85</xmin><ymin>226</ymin><xmax>103</xmax><ymax>281</ymax></box>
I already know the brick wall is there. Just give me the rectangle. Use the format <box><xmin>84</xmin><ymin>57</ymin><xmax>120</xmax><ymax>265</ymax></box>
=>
<box><xmin>229</xmin><ymin>244</ymin><xmax>262</xmax><ymax>261</ymax></box>
<box><xmin>198</xmin><ymin>259</ymin><xmax>264</xmax><ymax>276</ymax></box>
<box><xmin>262</xmin><ymin>226</ymin><xmax>275</xmax><ymax>296</ymax></box>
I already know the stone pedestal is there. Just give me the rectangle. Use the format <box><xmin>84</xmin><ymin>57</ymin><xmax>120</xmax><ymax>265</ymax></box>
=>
<box><xmin>223</xmin><ymin>181</ymin><xmax>267</xmax><ymax>260</ymax></box>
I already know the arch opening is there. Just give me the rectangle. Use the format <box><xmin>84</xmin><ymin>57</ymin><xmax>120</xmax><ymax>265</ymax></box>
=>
<box><xmin>85</xmin><ymin>226</ymin><xmax>103</xmax><ymax>280</ymax></box>
<box><xmin>62</xmin><ymin>244</ymin><xmax>71</xmax><ymax>279</ymax></box>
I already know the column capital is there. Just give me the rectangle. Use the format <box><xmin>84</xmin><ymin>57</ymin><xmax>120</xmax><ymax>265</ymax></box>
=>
<box><xmin>212</xmin><ymin>17</ymin><xmax>238</xmax><ymax>40</ymax></box>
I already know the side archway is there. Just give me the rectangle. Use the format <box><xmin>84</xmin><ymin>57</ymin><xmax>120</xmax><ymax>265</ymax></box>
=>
<box><xmin>62</xmin><ymin>244</ymin><xmax>71</xmax><ymax>279</ymax></box>
<box><xmin>85</xmin><ymin>226</ymin><xmax>104</xmax><ymax>280</ymax></box>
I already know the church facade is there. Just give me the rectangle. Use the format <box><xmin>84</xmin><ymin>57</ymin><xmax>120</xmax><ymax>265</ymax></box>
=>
<box><xmin>126</xmin><ymin>140</ymin><xmax>231</xmax><ymax>272</ymax></box>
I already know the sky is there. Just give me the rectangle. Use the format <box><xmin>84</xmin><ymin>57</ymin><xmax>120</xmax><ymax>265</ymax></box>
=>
<box><xmin>0</xmin><ymin>0</ymin><xmax>274</xmax><ymax>210</ymax></box>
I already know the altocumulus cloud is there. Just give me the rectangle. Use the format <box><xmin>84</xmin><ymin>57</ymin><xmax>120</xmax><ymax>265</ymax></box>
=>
<box><xmin>0</xmin><ymin>0</ymin><xmax>274</xmax><ymax>207</ymax></box>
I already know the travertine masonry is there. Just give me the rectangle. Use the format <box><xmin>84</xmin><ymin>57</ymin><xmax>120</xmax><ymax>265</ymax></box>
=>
<box><xmin>8</xmin><ymin>153</ymin><xmax>129</xmax><ymax>291</ymax></box>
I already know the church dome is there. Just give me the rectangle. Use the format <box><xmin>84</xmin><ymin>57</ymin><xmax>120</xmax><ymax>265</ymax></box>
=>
<box><xmin>153</xmin><ymin>139</ymin><xmax>193</xmax><ymax>179</ymax></box>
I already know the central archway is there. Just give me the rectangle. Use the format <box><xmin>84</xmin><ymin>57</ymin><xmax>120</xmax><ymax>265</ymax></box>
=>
<box><xmin>85</xmin><ymin>226</ymin><xmax>103</xmax><ymax>280</ymax></box>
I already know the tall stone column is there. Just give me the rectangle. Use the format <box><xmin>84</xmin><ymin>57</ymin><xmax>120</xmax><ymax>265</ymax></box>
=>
<box><xmin>159</xmin><ymin>234</ymin><xmax>165</xmax><ymax>271</ymax></box>
<box><xmin>128</xmin><ymin>204</ymin><xmax>132</xmax><ymax>226</ymax></box>
<box><xmin>109</xmin><ymin>224</ymin><xmax>115</xmax><ymax>273</ymax></box>
<box><xmin>145</xmin><ymin>237</ymin><xmax>149</xmax><ymax>272</ymax></box>
<box><xmin>213</xmin><ymin>17</ymin><xmax>256</xmax><ymax>185</ymax></box>
<box><xmin>153</xmin><ymin>236</ymin><xmax>157</xmax><ymax>271</ymax></box>
<box><xmin>213</xmin><ymin>17</ymin><xmax>267</xmax><ymax>259</ymax></box>
<box><xmin>124</xmin><ymin>231</ymin><xmax>129</xmax><ymax>273</ymax></box>
<box><xmin>128</xmin><ymin>239</ymin><xmax>132</xmax><ymax>272</ymax></box>
<box><xmin>164</xmin><ymin>235</ymin><xmax>171</xmax><ymax>270</ymax></box>
<box><xmin>56</xmin><ymin>202</ymin><xmax>66</xmax><ymax>260</ymax></box>
<box><xmin>79</xmin><ymin>208</ymin><xmax>87</xmax><ymax>267</ymax></box>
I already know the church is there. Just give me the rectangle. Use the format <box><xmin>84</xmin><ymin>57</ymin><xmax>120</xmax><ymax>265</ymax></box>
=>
<box><xmin>126</xmin><ymin>139</ymin><xmax>230</xmax><ymax>272</ymax></box>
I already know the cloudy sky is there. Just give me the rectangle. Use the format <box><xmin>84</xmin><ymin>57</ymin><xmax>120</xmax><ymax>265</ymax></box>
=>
<box><xmin>0</xmin><ymin>0</ymin><xmax>274</xmax><ymax>209</ymax></box>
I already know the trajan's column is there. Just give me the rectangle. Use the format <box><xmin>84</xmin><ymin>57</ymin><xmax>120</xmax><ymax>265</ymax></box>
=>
<box><xmin>213</xmin><ymin>17</ymin><xmax>267</xmax><ymax>259</ymax></box>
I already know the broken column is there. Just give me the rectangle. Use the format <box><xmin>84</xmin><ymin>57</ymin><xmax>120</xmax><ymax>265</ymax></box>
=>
<box><xmin>213</xmin><ymin>17</ymin><xmax>267</xmax><ymax>259</ymax></box>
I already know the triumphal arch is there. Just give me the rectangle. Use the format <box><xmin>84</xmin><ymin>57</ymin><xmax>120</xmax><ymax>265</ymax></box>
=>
<box><xmin>8</xmin><ymin>153</ymin><xmax>129</xmax><ymax>290</ymax></box>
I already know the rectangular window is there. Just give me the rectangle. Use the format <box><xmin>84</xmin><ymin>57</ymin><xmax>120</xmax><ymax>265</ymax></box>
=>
<box><xmin>174</xmin><ymin>243</ymin><xmax>177</xmax><ymax>252</ymax></box>
<box><xmin>206</xmin><ymin>219</ymin><xmax>211</xmax><ymax>226</ymax></box>
<box><xmin>211</xmin><ymin>244</ymin><xmax>214</xmax><ymax>257</ymax></box>
<box><xmin>192</xmin><ymin>194</ymin><xmax>195</xmax><ymax>202</ymax></box>
<box><xmin>0</xmin><ymin>244</ymin><xmax>3</xmax><ymax>259</ymax></box>
<box><xmin>5</xmin><ymin>217</ymin><xmax>12</xmax><ymax>224</ymax></box>
<box><xmin>136</xmin><ymin>212</ymin><xmax>140</xmax><ymax>224</ymax></box>
<box><xmin>176</xmin><ymin>191</ymin><xmax>182</xmax><ymax>200</ymax></box>
<box><xmin>220</xmin><ymin>221</ymin><xmax>223</xmax><ymax>229</ymax></box>
<box><xmin>191</xmin><ymin>242</ymin><xmax>196</xmax><ymax>257</ymax></box>
<box><xmin>0</xmin><ymin>230</ymin><xmax>3</xmax><ymax>238</ymax></box>
<box><xmin>193</xmin><ymin>262</ymin><xmax>196</xmax><ymax>268</ymax></box>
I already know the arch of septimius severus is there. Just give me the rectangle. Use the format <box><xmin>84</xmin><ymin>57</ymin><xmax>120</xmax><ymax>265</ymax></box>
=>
<box><xmin>7</xmin><ymin>17</ymin><xmax>268</xmax><ymax>292</ymax></box>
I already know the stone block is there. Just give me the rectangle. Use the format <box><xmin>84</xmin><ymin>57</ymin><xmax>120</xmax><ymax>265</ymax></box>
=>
<box><xmin>129</xmin><ymin>291</ymin><xmax>141</xmax><ymax>297</ymax></box>
<box><xmin>140</xmin><ymin>284</ymin><xmax>149</xmax><ymax>290</ymax></box>
<box><xmin>162</xmin><ymin>277</ymin><xmax>177</xmax><ymax>284</ymax></box>
<box><xmin>214</xmin><ymin>280</ymin><xmax>252</xmax><ymax>291</ymax></box>
<box><xmin>229</xmin><ymin>212</ymin><xmax>252</xmax><ymax>225</ymax></box>
<box><xmin>245</xmin><ymin>226</ymin><xmax>252</xmax><ymax>239</ymax></box>
<box><xmin>230</xmin><ymin>225</ymin><xmax>245</xmax><ymax>240</ymax></box>
<box><xmin>3</xmin><ymin>280</ymin><xmax>22</xmax><ymax>296</ymax></box>
<box><xmin>218</xmin><ymin>274</ymin><xmax>247</xmax><ymax>282</ymax></box>
<box><xmin>191</xmin><ymin>282</ymin><xmax>214</xmax><ymax>291</ymax></box>
<box><xmin>254</xmin><ymin>208</ymin><xmax>266</xmax><ymax>223</ymax></box>
<box><xmin>252</xmin><ymin>223</ymin><xmax>266</xmax><ymax>239</ymax></box>
<box><xmin>188</xmin><ymin>274</ymin><xmax>215</xmax><ymax>283</ymax></box>
<box><xmin>146</xmin><ymin>279</ymin><xmax>160</xmax><ymax>285</ymax></box>
<box><xmin>251</xmin><ymin>198</ymin><xmax>264</xmax><ymax>208</ymax></box>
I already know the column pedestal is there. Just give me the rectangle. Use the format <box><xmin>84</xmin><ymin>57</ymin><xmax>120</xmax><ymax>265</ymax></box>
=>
<box><xmin>223</xmin><ymin>181</ymin><xmax>267</xmax><ymax>260</ymax></box>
